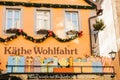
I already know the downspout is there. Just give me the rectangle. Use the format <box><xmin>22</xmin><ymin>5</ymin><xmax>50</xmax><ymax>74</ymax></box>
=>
<box><xmin>88</xmin><ymin>9</ymin><xmax>103</xmax><ymax>55</ymax></box>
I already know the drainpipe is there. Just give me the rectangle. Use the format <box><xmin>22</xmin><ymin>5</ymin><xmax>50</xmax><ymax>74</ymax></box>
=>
<box><xmin>88</xmin><ymin>9</ymin><xmax>103</xmax><ymax>55</ymax></box>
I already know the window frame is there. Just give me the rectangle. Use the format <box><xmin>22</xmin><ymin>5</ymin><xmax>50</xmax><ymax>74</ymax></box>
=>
<box><xmin>64</xmin><ymin>10</ymin><xmax>81</xmax><ymax>35</ymax></box>
<box><xmin>34</xmin><ymin>8</ymin><xmax>52</xmax><ymax>35</ymax></box>
<box><xmin>3</xmin><ymin>7</ymin><xmax>22</xmax><ymax>35</ymax></box>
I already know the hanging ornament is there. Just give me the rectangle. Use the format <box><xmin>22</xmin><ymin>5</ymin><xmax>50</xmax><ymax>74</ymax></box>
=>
<box><xmin>18</xmin><ymin>29</ymin><xmax>23</xmax><ymax>34</ymax></box>
<box><xmin>10</xmin><ymin>38</ymin><xmax>12</xmax><ymax>41</ymax></box>
<box><xmin>78</xmin><ymin>31</ymin><xmax>83</xmax><ymax>37</ymax></box>
<box><xmin>30</xmin><ymin>38</ymin><xmax>33</xmax><ymax>41</ymax></box>
<box><xmin>48</xmin><ymin>30</ymin><xmax>53</xmax><ymax>36</ymax></box>
<box><xmin>34</xmin><ymin>40</ymin><xmax>36</xmax><ymax>43</ymax></box>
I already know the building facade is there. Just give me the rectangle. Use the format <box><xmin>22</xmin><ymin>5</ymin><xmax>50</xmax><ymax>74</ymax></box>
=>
<box><xmin>98</xmin><ymin>0</ymin><xmax>120</xmax><ymax>80</ymax></box>
<box><xmin>0</xmin><ymin>0</ymin><xmax>115</xmax><ymax>80</ymax></box>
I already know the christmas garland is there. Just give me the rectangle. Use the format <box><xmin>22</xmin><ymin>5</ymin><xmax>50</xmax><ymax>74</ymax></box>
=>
<box><xmin>0</xmin><ymin>29</ymin><xmax>83</xmax><ymax>43</ymax></box>
<box><xmin>0</xmin><ymin>0</ymin><xmax>96</xmax><ymax>9</ymax></box>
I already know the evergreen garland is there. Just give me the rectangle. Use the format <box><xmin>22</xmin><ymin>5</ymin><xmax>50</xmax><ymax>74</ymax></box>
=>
<box><xmin>0</xmin><ymin>0</ymin><xmax>96</xmax><ymax>9</ymax></box>
<box><xmin>0</xmin><ymin>29</ymin><xmax>83</xmax><ymax>43</ymax></box>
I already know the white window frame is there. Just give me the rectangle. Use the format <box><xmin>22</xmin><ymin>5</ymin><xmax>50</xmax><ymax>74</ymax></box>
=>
<box><xmin>35</xmin><ymin>8</ymin><xmax>51</xmax><ymax>35</ymax></box>
<box><xmin>64</xmin><ymin>10</ymin><xmax>80</xmax><ymax>33</ymax></box>
<box><xmin>4</xmin><ymin>7</ymin><xmax>22</xmax><ymax>34</ymax></box>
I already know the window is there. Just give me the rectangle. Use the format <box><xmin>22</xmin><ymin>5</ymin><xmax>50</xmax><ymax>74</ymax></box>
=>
<box><xmin>5</xmin><ymin>8</ymin><xmax>21</xmax><ymax>33</ymax></box>
<box><xmin>65</xmin><ymin>11</ymin><xmax>79</xmax><ymax>35</ymax></box>
<box><xmin>35</xmin><ymin>10</ymin><xmax>51</xmax><ymax>34</ymax></box>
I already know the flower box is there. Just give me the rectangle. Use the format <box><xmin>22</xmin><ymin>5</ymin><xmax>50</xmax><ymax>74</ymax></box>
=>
<box><xmin>36</xmin><ymin>29</ymin><xmax>48</xmax><ymax>34</ymax></box>
<box><xmin>6</xmin><ymin>28</ymin><xmax>18</xmax><ymax>33</ymax></box>
<box><xmin>66</xmin><ymin>30</ymin><xmax>77</xmax><ymax>35</ymax></box>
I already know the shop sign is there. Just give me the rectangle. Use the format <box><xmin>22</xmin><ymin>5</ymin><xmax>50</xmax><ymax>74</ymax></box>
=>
<box><xmin>4</xmin><ymin>46</ymin><xmax>78</xmax><ymax>55</ymax></box>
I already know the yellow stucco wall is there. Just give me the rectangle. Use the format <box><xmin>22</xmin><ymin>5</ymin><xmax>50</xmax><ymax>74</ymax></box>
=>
<box><xmin>0</xmin><ymin>0</ymin><xmax>92</xmax><ymax>71</ymax></box>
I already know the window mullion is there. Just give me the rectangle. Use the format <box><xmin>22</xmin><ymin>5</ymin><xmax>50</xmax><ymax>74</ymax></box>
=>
<box><xmin>12</xmin><ymin>10</ymin><xmax>14</xmax><ymax>29</ymax></box>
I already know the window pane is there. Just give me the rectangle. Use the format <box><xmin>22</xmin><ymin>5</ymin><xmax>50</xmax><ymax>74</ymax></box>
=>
<box><xmin>36</xmin><ymin>11</ymin><xmax>44</xmax><ymax>29</ymax></box>
<box><xmin>72</xmin><ymin>13</ymin><xmax>77</xmax><ymax>21</ymax></box>
<box><xmin>7</xmin><ymin>19</ymin><xmax>12</xmax><ymax>29</ymax></box>
<box><xmin>44</xmin><ymin>11</ymin><xmax>50</xmax><ymax>30</ymax></box>
<box><xmin>72</xmin><ymin>13</ymin><xmax>78</xmax><ymax>30</ymax></box>
<box><xmin>65</xmin><ymin>11</ymin><xmax>79</xmax><ymax>33</ymax></box>
<box><xmin>14</xmin><ymin>10</ymin><xmax>20</xmax><ymax>28</ymax></box>
<box><xmin>15</xmin><ymin>10</ymin><xmax>20</xmax><ymax>19</ymax></box>
<box><xmin>37</xmin><ymin>11</ymin><xmax>44</xmax><ymax>19</ymax></box>
<box><xmin>66</xmin><ymin>12</ymin><xmax>71</xmax><ymax>20</ymax></box>
<box><xmin>14</xmin><ymin>19</ymin><xmax>20</xmax><ymax>29</ymax></box>
<box><xmin>44</xmin><ymin>11</ymin><xmax>49</xmax><ymax>17</ymax></box>
<box><xmin>72</xmin><ymin>21</ymin><xmax>77</xmax><ymax>30</ymax></box>
<box><xmin>7</xmin><ymin>10</ymin><xmax>12</xmax><ymax>18</ymax></box>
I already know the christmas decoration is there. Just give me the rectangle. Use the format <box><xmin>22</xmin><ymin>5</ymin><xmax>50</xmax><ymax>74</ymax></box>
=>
<box><xmin>93</xmin><ymin>19</ymin><xmax>105</xmax><ymax>43</ymax></box>
<box><xmin>36</xmin><ymin>29</ymin><xmax>48</xmax><ymax>34</ymax></box>
<box><xmin>78</xmin><ymin>31</ymin><xmax>83</xmax><ymax>37</ymax></box>
<box><xmin>66</xmin><ymin>30</ymin><xmax>77</xmax><ymax>35</ymax></box>
<box><xmin>0</xmin><ymin>0</ymin><xmax>96</xmax><ymax>9</ymax></box>
<box><xmin>0</xmin><ymin>29</ymin><xmax>83</xmax><ymax>43</ymax></box>
<box><xmin>0</xmin><ymin>0</ymin><xmax>92</xmax><ymax>43</ymax></box>
<box><xmin>93</xmin><ymin>19</ymin><xmax>106</xmax><ymax>31</ymax></box>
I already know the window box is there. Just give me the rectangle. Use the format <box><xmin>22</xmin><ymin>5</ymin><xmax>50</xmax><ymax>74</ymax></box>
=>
<box><xmin>5</xmin><ymin>28</ymin><xmax>18</xmax><ymax>34</ymax></box>
<box><xmin>66</xmin><ymin>30</ymin><xmax>77</xmax><ymax>35</ymax></box>
<box><xmin>36</xmin><ymin>29</ymin><xmax>48</xmax><ymax>34</ymax></box>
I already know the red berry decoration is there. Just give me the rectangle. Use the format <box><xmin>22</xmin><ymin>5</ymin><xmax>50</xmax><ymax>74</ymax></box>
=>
<box><xmin>18</xmin><ymin>29</ymin><xmax>23</xmax><ymax>33</ymax></box>
<box><xmin>48</xmin><ymin>30</ymin><xmax>53</xmax><ymax>36</ymax></box>
<box><xmin>34</xmin><ymin>40</ymin><xmax>36</xmax><ymax>43</ymax></box>
<box><xmin>78</xmin><ymin>31</ymin><xmax>83</xmax><ymax>37</ymax></box>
